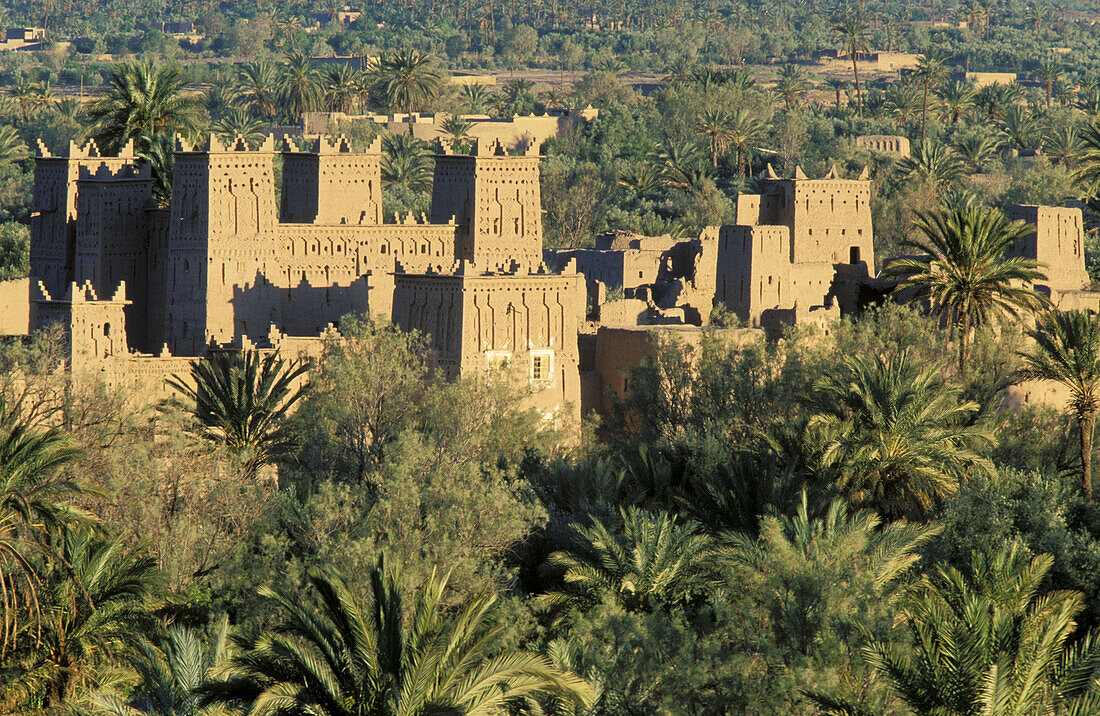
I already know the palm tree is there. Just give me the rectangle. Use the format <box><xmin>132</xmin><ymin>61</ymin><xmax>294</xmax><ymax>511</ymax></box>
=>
<box><xmin>210</xmin><ymin>109</ymin><xmax>267</xmax><ymax>149</ymax></box>
<box><xmin>380</xmin><ymin>133</ymin><xmax>433</xmax><ymax>192</ymax></box>
<box><xmin>998</xmin><ymin>104</ymin><xmax>1045</xmax><ymax>152</ymax></box>
<box><xmin>1021</xmin><ymin>310</ymin><xmax>1100</xmax><ymax>502</ymax></box>
<box><xmin>952</xmin><ymin>134</ymin><xmax>1000</xmax><ymax>172</ymax></box>
<box><xmin>167</xmin><ymin>351</ymin><xmax>308</xmax><ymax>476</ymax></box>
<box><xmin>802</xmin><ymin>351</ymin><xmax>995</xmax><ymax>518</ymax></box>
<box><xmin>726</xmin><ymin>109</ymin><xmax>765</xmax><ymax>179</ymax></box>
<box><xmin>1045</xmin><ymin>124</ymin><xmax>1081</xmax><ymax>167</ymax></box>
<box><xmin>4</xmin><ymin>530</ymin><xmax>161</xmax><ymax>710</ymax></box>
<box><xmin>135</xmin><ymin>132</ymin><xmax>175</xmax><ymax>208</ymax></box>
<box><xmin>833</xmin><ymin>18</ymin><xmax>870</xmax><ymax>117</ymax></box>
<box><xmin>894</xmin><ymin>140</ymin><xmax>965</xmax><ymax>198</ymax></box>
<box><xmin>8</xmin><ymin>78</ymin><xmax>36</xmax><ymax>122</ymax></box>
<box><xmin>774</xmin><ymin>64</ymin><xmax>809</xmax><ymax>109</ymax></box>
<box><xmin>818</xmin><ymin>544</ymin><xmax>1100</xmax><ymax>715</ymax></box>
<box><xmin>883</xmin><ymin>205</ymin><xmax>1048</xmax><ymax>372</ymax></box>
<box><xmin>885</xmin><ymin>81</ymin><xmax>923</xmax><ymax>125</ymax></box>
<box><xmin>724</xmin><ymin>494</ymin><xmax>941</xmax><ymax>656</ymax></box>
<box><xmin>0</xmin><ymin>125</ymin><xmax>28</xmax><ymax>163</ymax></box>
<box><xmin>824</xmin><ymin>77</ymin><xmax>848</xmax><ymax>109</ymax></box>
<box><xmin>439</xmin><ymin>115</ymin><xmax>472</xmax><ymax>151</ymax></box>
<box><xmin>695</xmin><ymin>107</ymin><xmax>735</xmax><ymax>167</ymax></box>
<box><xmin>84</xmin><ymin>61</ymin><xmax>205</xmax><ymax>155</ymax></box>
<box><xmin>975</xmin><ymin>82</ymin><xmax>1022</xmax><ymax>122</ymax></box>
<box><xmin>539</xmin><ymin>507</ymin><xmax>718</xmax><ymax>617</ymax></box>
<box><xmin>323</xmin><ymin>64</ymin><xmax>363</xmax><ymax>114</ymax></box>
<box><xmin>1036</xmin><ymin>55</ymin><xmax>1063</xmax><ymax>108</ymax></box>
<box><xmin>459</xmin><ymin>83</ymin><xmax>489</xmax><ymax>113</ymax></box>
<box><xmin>1077</xmin><ymin>86</ymin><xmax>1100</xmax><ymax>115</ymax></box>
<box><xmin>1071</xmin><ymin>122</ymin><xmax>1100</xmax><ymax>200</ymax></box>
<box><xmin>90</xmin><ymin>620</ymin><xmax>231</xmax><ymax>715</ymax></box>
<box><xmin>913</xmin><ymin>51</ymin><xmax>947</xmax><ymax>141</ymax></box>
<box><xmin>278</xmin><ymin>52</ymin><xmax>322</xmax><ymax>123</ymax></box>
<box><xmin>236</xmin><ymin>61</ymin><xmax>279</xmax><ymax>120</ymax></box>
<box><xmin>375</xmin><ymin>49</ymin><xmax>444</xmax><ymax>117</ymax></box>
<box><xmin>648</xmin><ymin>139</ymin><xmax>706</xmax><ymax>190</ymax></box>
<box><xmin>204</xmin><ymin>83</ymin><xmax>239</xmax><ymax>123</ymax></box>
<box><xmin>617</xmin><ymin>164</ymin><xmax>662</xmax><ymax>200</ymax></box>
<box><xmin>0</xmin><ymin>393</ymin><xmax>90</xmax><ymax>656</ymax></box>
<box><xmin>30</xmin><ymin>80</ymin><xmax>56</xmax><ymax>116</ymax></box>
<box><xmin>936</xmin><ymin>79</ymin><xmax>976</xmax><ymax>124</ymax></box>
<box><xmin>199</xmin><ymin>559</ymin><xmax>594</xmax><ymax>713</ymax></box>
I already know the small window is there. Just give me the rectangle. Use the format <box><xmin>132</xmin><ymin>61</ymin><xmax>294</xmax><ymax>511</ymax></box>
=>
<box><xmin>849</xmin><ymin>246</ymin><xmax>861</xmax><ymax>264</ymax></box>
<box><xmin>531</xmin><ymin>352</ymin><xmax>553</xmax><ymax>383</ymax></box>
<box><xmin>103</xmin><ymin>323</ymin><xmax>111</xmax><ymax>337</ymax></box>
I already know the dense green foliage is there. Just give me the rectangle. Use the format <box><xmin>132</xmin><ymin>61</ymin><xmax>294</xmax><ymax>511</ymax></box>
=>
<box><xmin>4</xmin><ymin>295</ymin><xmax>1100</xmax><ymax>713</ymax></box>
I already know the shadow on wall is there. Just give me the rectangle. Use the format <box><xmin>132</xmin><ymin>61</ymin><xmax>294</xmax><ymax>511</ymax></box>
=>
<box><xmin>228</xmin><ymin>271</ymin><xmax>374</xmax><ymax>347</ymax></box>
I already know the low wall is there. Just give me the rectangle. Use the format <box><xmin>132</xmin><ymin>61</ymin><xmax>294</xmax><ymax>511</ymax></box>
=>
<box><xmin>0</xmin><ymin>278</ymin><xmax>30</xmax><ymax>335</ymax></box>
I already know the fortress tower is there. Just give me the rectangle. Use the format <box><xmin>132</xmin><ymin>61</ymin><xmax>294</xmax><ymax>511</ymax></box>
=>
<box><xmin>32</xmin><ymin>280</ymin><xmax>130</xmax><ymax>367</ymax></box>
<box><xmin>163</xmin><ymin>135</ymin><xmax>278</xmax><ymax>355</ymax></box>
<box><xmin>430</xmin><ymin>139</ymin><xmax>543</xmax><ymax>272</ymax></box>
<box><xmin>719</xmin><ymin>166</ymin><xmax>874</xmax><ymax>329</ymax></box>
<box><xmin>29</xmin><ymin>139</ymin><xmax>148</xmax><ymax>300</ymax></box>
<box><xmin>735</xmin><ymin>165</ymin><xmax>874</xmax><ymax>268</ymax></box>
<box><xmin>1008</xmin><ymin>205</ymin><xmax>1090</xmax><ymax>294</ymax></box>
<box><xmin>281</xmin><ymin>135</ymin><xmax>383</xmax><ymax>225</ymax></box>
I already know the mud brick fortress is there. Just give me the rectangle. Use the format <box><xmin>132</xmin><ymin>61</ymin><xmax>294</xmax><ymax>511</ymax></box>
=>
<box><xmin>1</xmin><ymin>134</ymin><xmax>1095</xmax><ymax>420</ymax></box>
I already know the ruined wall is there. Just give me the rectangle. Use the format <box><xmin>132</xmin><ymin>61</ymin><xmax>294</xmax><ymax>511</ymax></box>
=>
<box><xmin>392</xmin><ymin>270</ymin><xmax>586</xmax><ymax>420</ymax></box>
<box><xmin>856</xmin><ymin>135</ymin><xmax>911</xmax><ymax>157</ymax></box>
<box><xmin>430</xmin><ymin>142</ymin><xmax>543</xmax><ymax>272</ymax></box>
<box><xmin>1008</xmin><ymin>205</ymin><xmax>1090</xmax><ymax>293</ymax></box>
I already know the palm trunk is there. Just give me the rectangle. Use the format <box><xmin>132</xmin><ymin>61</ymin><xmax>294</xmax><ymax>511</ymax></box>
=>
<box><xmin>921</xmin><ymin>82</ymin><xmax>928</xmax><ymax>141</ymax></box>
<box><xmin>853</xmin><ymin>54</ymin><xmax>863</xmax><ymax>118</ymax></box>
<box><xmin>957</xmin><ymin>321</ymin><xmax>970</xmax><ymax>376</ymax></box>
<box><xmin>1082</xmin><ymin>413</ymin><xmax>1095</xmax><ymax>502</ymax></box>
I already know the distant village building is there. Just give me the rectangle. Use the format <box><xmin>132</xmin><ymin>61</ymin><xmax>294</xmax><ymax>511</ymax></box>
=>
<box><xmin>311</xmin><ymin>7</ymin><xmax>362</xmax><ymax>26</ymax></box>
<box><xmin>0</xmin><ymin>27</ymin><xmax>49</xmax><ymax>51</ymax></box>
<box><xmin>856</xmin><ymin>135</ymin><xmax>911</xmax><ymax>157</ymax></box>
<box><xmin>299</xmin><ymin>108</ymin><xmax>599</xmax><ymax>151</ymax></box>
<box><xmin>965</xmin><ymin>71</ymin><xmax>1017</xmax><ymax>88</ymax></box>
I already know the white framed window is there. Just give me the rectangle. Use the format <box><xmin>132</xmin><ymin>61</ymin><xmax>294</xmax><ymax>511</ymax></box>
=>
<box><xmin>530</xmin><ymin>350</ymin><xmax>553</xmax><ymax>383</ymax></box>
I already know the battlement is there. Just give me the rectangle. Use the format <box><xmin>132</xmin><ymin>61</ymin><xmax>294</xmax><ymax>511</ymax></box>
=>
<box><xmin>33</xmin><ymin>279</ymin><xmax>129</xmax><ymax>304</ymax></box>
<box><xmin>77</xmin><ymin>162</ymin><xmax>153</xmax><ymax>181</ymax></box>
<box><xmin>36</xmin><ymin>137</ymin><xmax>137</xmax><ymax>160</ymax></box>
<box><xmin>172</xmin><ymin>133</ymin><xmax>278</xmax><ymax>154</ymax></box>
<box><xmin>436</xmin><ymin>137</ymin><xmax>542</xmax><ymax>158</ymax></box>
<box><xmin>282</xmin><ymin>134</ymin><xmax>380</xmax><ymax>155</ymax></box>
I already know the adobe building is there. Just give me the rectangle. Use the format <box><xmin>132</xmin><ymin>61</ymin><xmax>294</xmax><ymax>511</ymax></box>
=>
<box><xmin>549</xmin><ymin>164</ymin><xmax>876</xmax><ymax>337</ymax></box>
<box><xmin>9</xmin><ymin>131</ymin><xmax>1099</xmax><ymax>424</ymax></box>
<box><xmin>299</xmin><ymin>108</ymin><xmax>599</xmax><ymax>152</ymax></box>
<box><xmin>10</xmin><ymin>133</ymin><xmax>586</xmax><ymax>419</ymax></box>
<box><xmin>856</xmin><ymin>135</ymin><xmax>911</xmax><ymax>158</ymax></box>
